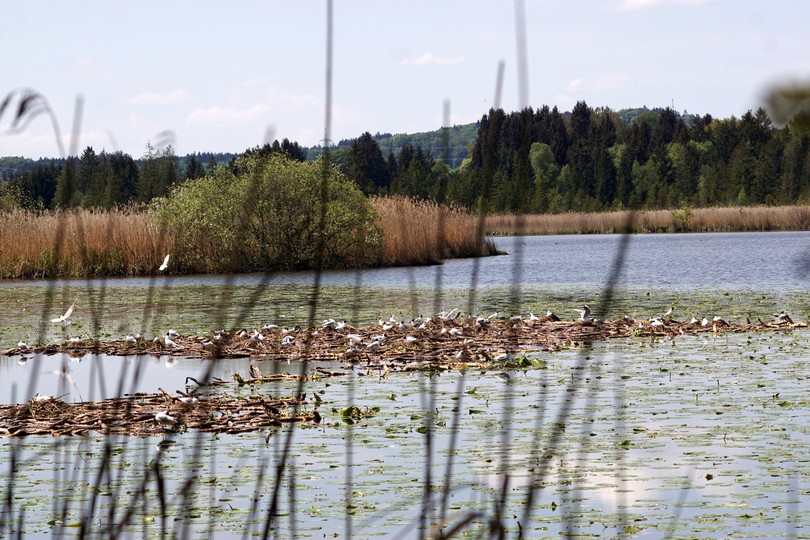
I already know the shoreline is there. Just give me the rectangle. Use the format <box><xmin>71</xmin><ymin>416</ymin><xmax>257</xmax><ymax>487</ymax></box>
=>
<box><xmin>485</xmin><ymin>204</ymin><xmax>810</xmax><ymax>236</ymax></box>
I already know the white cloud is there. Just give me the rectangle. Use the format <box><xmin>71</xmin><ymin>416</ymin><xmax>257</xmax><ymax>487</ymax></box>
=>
<box><xmin>186</xmin><ymin>105</ymin><xmax>269</xmax><ymax>128</ymax></box>
<box><xmin>130</xmin><ymin>89</ymin><xmax>191</xmax><ymax>105</ymax></box>
<box><xmin>608</xmin><ymin>0</ymin><xmax>716</xmax><ymax>10</ymax></box>
<box><xmin>401</xmin><ymin>52</ymin><xmax>464</xmax><ymax>66</ymax></box>
<box><xmin>566</xmin><ymin>77</ymin><xmax>584</xmax><ymax>92</ymax></box>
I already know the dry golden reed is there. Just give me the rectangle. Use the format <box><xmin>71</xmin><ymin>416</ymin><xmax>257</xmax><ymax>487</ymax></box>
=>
<box><xmin>0</xmin><ymin>197</ymin><xmax>496</xmax><ymax>278</ymax></box>
<box><xmin>372</xmin><ymin>196</ymin><xmax>497</xmax><ymax>266</ymax></box>
<box><xmin>485</xmin><ymin>205</ymin><xmax>810</xmax><ymax>236</ymax></box>
<box><xmin>0</xmin><ymin>207</ymin><xmax>170</xmax><ymax>278</ymax></box>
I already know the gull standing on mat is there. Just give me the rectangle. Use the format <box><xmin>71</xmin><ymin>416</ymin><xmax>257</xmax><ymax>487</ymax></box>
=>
<box><xmin>574</xmin><ymin>304</ymin><xmax>592</xmax><ymax>323</ymax></box>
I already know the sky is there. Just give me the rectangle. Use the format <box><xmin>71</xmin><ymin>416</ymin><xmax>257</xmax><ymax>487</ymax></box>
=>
<box><xmin>2</xmin><ymin>0</ymin><xmax>810</xmax><ymax>159</ymax></box>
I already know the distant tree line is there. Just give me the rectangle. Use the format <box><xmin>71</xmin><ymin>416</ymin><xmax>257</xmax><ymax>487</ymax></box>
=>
<box><xmin>2</xmin><ymin>103</ymin><xmax>809</xmax><ymax>213</ymax></box>
<box><xmin>336</xmin><ymin>103</ymin><xmax>810</xmax><ymax>212</ymax></box>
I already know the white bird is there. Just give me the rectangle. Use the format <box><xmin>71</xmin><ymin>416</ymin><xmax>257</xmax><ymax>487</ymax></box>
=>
<box><xmin>701</xmin><ymin>317</ymin><xmax>709</xmax><ymax>327</ymax></box>
<box><xmin>155</xmin><ymin>411</ymin><xmax>178</xmax><ymax>430</ymax></box>
<box><xmin>449</xmin><ymin>327</ymin><xmax>464</xmax><ymax>337</ymax></box>
<box><xmin>773</xmin><ymin>311</ymin><xmax>793</xmax><ymax>324</ymax></box>
<box><xmin>51</xmin><ymin>301</ymin><xmax>76</xmax><ymax>324</ymax></box>
<box><xmin>367</xmin><ymin>340</ymin><xmax>381</xmax><ymax>351</ymax></box>
<box><xmin>321</xmin><ymin>319</ymin><xmax>337</xmax><ymax>329</ymax></box>
<box><xmin>662</xmin><ymin>306</ymin><xmax>674</xmax><ymax>319</ymax></box>
<box><xmin>574</xmin><ymin>305</ymin><xmax>592</xmax><ymax>323</ymax></box>
<box><xmin>689</xmin><ymin>317</ymin><xmax>700</xmax><ymax>324</ymax></box>
<box><xmin>649</xmin><ymin>317</ymin><xmax>665</xmax><ymax>327</ymax></box>
<box><xmin>178</xmin><ymin>396</ymin><xmax>199</xmax><ymax>405</ymax></box>
<box><xmin>346</xmin><ymin>334</ymin><xmax>363</xmax><ymax>345</ymax></box>
<box><xmin>17</xmin><ymin>340</ymin><xmax>29</xmax><ymax>350</ymax></box>
<box><xmin>528</xmin><ymin>313</ymin><xmax>540</xmax><ymax>321</ymax></box>
<box><xmin>404</xmin><ymin>335</ymin><xmax>418</xmax><ymax>344</ymax></box>
<box><xmin>125</xmin><ymin>334</ymin><xmax>137</xmax><ymax>343</ymax></box>
<box><xmin>281</xmin><ymin>335</ymin><xmax>295</xmax><ymax>347</ymax></box>
<box><xmin>438</xmin><ymin>308</ymin><xmax>459</xmax><ymax>322</ymax></box>
<box><xmin>164</xmin><ymin>335</ymin><xmax>178</xmax><ymax>347</ymax></box>
<box><xmin>335</xmin><ymin>320</ymin><xmax>347</xmax><ymax>331</ymax></box>
<box><xmin>167</xmin><ymin>329</ymin><xmax>180</xmax><ymax>338</ymax></box>
<box><xmin>158</xmin><ymin>253</ymin><xmax>170</xmax><ymax>272</ymax></box>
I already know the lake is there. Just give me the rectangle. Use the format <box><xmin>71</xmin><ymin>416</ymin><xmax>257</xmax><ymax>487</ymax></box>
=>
<box><xmin>1</xmin><ymin>231</ymin><xmax>808</xmax><ymax>537</ymax></box>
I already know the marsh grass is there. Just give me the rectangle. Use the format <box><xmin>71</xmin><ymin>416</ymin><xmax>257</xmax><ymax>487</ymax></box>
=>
<box><xmin>0</xmin><ymin>196</ymin><xmax>495</xmax><ymax>278</ymax></box>
<box><xmin>0</xmin><ymin>206</ymin><xmax>167</xmax><ymax>278</ymax></box>
<box><xmin>373</xmin><ymin>196</ymin><xmax>498</xmax><ymax>266</ymax></box>
<box><xmin>486</xmin><ymin>205</ymin><xmax>810</xmax><ymax>235</ymax></box>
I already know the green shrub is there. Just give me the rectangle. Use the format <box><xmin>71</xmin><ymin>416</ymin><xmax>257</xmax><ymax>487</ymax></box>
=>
<box><xmin>150</xmin><ymin>154</ymin><xmax>380</xmax><ymax>273</ymax></box>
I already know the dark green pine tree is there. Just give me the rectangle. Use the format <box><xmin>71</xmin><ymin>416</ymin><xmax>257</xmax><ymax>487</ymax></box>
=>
<box><xmin>53</xmin><ymin>158</ymin><xmax>77</xmax><ymax>209</ymax></box>
<box><xmin>184</xmin><ymin>153</ymin><xmax>205</xmax><ymax>180</ymax></box>
<box><xmin>346</xmin><ymin>132</ymin><xmax>390</xmax><ymax>194</ymax></box>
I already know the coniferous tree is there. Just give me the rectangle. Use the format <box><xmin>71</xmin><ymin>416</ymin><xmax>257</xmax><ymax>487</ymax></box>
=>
<box><xmin>346</xmin><ymin>132</ymin><xmax>390</xmax><ymax>194</ymax></box>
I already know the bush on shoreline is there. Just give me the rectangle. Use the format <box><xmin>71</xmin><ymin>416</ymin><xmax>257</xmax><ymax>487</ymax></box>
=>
<box><xmin>151</xmin><ymin>154</ymin><xmax>380</xmax><ymax>273</ymax></box>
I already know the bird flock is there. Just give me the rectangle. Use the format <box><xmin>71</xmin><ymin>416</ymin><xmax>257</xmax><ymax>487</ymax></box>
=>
<box><xmin>11</xmin><ymin>303</ymin><xmax>801</xmax><ymax>358</ymax></box>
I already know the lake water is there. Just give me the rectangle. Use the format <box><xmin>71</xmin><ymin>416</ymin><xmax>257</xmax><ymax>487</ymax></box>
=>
<box><xmin>1</xmin><ymin>231</ymin><xmax>809</xmax><ymax>537</ymax></box>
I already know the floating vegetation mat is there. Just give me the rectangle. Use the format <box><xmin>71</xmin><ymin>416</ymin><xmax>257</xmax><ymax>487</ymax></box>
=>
<box><xmin>4</xmin><ymin>315</ymin><xmax>806</xmax><ymax>363</ymax></box>
<box><xmin>0</xmin><ymin>381</ymin><xmax>313</xmax><ymax>438</ymax></box>
<box><xmin>3</xmin><ymin>316</ymin><xmax>805</xmax><ymax>438</ymax></box>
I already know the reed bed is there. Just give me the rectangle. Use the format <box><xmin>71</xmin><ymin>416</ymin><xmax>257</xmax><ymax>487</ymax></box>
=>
<box><xmin>0</xmin><ymin>207</ymin><xmax>169</xmax><ymax>278</ymax></box>
<box><xmin>0</xmin><ymin>197</ymin><xmax>496</xmax><ymax>278</ymax></box>
<box><xmin>372</xmin><ymin>196</ymin><xmax>497</xmax><ymax>266</ymax></box>
<box><xmin>485</xmin><ymin>205</ymin><xmax>810</xmax><ymax>236</ymax></box>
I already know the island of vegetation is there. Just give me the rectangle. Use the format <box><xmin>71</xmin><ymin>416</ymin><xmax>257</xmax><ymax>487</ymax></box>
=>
<box><xmin>1</xmin><ymin>101</ymin><xmax>809</xmax><ymax>278</ymax></box>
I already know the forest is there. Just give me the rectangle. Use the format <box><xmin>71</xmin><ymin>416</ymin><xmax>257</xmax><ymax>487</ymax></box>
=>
<box><xmin>1</xmin><ymin>101</ymin><xmax>808</xmax><ymax>214</ymax></box>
